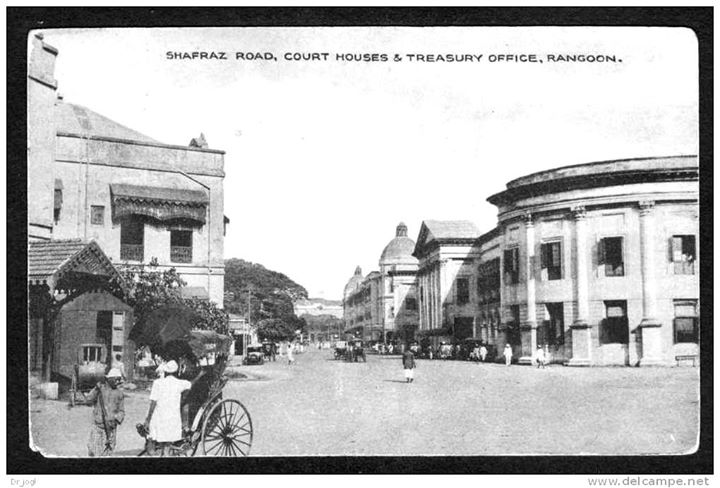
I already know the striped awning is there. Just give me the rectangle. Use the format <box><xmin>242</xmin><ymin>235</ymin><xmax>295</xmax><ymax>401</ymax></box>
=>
<box><xmin>110</xmin><ymin>183</ymin><xmax>208</xmax><ymax>224</ymax></box>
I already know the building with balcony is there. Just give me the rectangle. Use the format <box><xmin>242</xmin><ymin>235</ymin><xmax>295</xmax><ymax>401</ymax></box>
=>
<box><xmin>27</xmin><ymin>33</ymin><xmax>227</xmax><ymax>388</ymax></box>
<box><xmin>486</xmin><ymin>155</ymin><xmax>699</xmax><ymax>366</ymax></box>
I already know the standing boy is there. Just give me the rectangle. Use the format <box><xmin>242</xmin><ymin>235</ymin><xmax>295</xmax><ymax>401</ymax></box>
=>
<box><xmin>87</xmin><ymin>368</ymin><xmax>125</xmax><ymax>456</ymax></box>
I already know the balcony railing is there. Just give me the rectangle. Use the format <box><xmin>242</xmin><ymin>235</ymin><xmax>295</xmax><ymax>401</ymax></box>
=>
<box><xmin>120</xmin><ymin>243</ymin><xmax>144</xmax><ymax>262</ymax></box>
<box><xmin>171</xmin><ymin>246</ymin><xmax>193</xmax><ymax>263</ymax></box>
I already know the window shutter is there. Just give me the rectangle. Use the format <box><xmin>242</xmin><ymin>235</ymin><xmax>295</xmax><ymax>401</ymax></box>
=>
<box><xmin>540</xmin><ymin>244</ymin><xmax>548</xmax><ymax>268</ymax></box>
<box><xmin>551</xmin><ymin>242</ymin><xmax>561</xmax><ymax>267</ymax></box>
<box><xmin>683</xmin><ymin>236</ymin><xmax>696</xmax><ymax>260</ymax></box>
<box><xmin>671</xmin><ymin>236</ymin><xmax>682</xmax><ymax>262</ymax></box>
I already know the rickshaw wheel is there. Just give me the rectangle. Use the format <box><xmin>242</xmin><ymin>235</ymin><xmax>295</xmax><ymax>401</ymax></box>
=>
<box><xmin>200</xmin><ymin>399</ymin><xmax>253</xmax><ymax>456</ymax></box>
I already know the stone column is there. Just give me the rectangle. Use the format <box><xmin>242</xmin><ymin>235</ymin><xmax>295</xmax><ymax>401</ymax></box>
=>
<box><xmin>568</xmin><ymin>206</ymin><xmax>593</xmax><ymax>366</ymax></box>
<box><xmin>638</xmin><ymin>200</ymin><xmax>663</xmax><ymax>366</ymax></box>
<box><xmin>519</xmin><ymin>213</ymin><xmax>538</xmax><ymax>364</ymax></box>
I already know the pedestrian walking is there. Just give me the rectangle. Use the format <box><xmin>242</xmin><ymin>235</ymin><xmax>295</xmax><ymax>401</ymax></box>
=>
<box><xmin>143</xmin><ymin>360</ymin><xmax>204</xmax><ymax>456</ymax></box>
<box><xmin>402</xmin><ymin>347</ymin><xmax>416</xmax><ymax>383</ymax></box>
<box><xmin>86</xmin><ymin>368</ymin><xmax>125</xmax><ymax>457</ymax></box>
<box><xmin>287</xmin><ymin>342</ymin><xmax>295</xmax><ymax>365</ymax></box>
<box><xmin>479</xmin><ymin>344</ymin><xmax>488</xmax><ymax>362</ymax></box>
<box><xmin>503</xmin><ymin>344</ymin><xmax>513</xmax><ymax>366</ymax></box>
<box><xmin>535</xmin><ymin>346</ymin><xmax>546</xmax><ymax>369</ymax></box>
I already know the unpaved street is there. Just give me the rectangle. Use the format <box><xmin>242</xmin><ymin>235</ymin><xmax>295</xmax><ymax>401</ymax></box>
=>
<box><xmin>30</xmin><ymin>348</ymin><xmax>699</xmax><ymax>457</ymax></box>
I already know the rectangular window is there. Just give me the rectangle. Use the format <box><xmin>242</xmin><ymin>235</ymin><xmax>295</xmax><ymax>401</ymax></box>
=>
<box><xmin>91</xmin><ymin>205</ymin><xmax>105</xmax><ymax>225</ymax></box>
<box><xmin>539</xmin><ymin>303</ymin><xmax>564</xmax><ymax>346</ymax></box>
<box><xmin>599</xmin><ymin>237</ymin><xmax>624</xmax><ymax>277</ymax></box>
<box><xmin>601</xmin><ymin>301</ymin><xmax>628</xmax><ymax>344</ymax></box>
<box><xmin>405</xmin><ymin>297</ymin><xmax>417</xmax><ymax>311</ymax></box>
<box><xmin>82</xmin><ymin>345</ymin><xmax>103</xmax><ymax>363</ymax></box>
<box><xmin>671</xmin><ymin>235</ymin><xmax>696</xmax><ymax>275</ymax></box>
<box><xmin>170</xmin><ymin>229</ymin><xmax>193</xmax><ymax>263</ymax></box>
<box><xmin>674</xmin><ymin>300</ymin><xmax>698</xmax><ymax>343</ymax></box>
<box><xmin>541</xmin><ymin>241</ymin><xmax>562</xmax><ymax>280</ymax></box>
<box><xmin>120</xmin><ymin>219</ymin><xmax>144</xmax><ymax>261</ymax></box>
<box><xmin>96</xmin><ymin>311</ymin><xmax>113</xmax><ymax>346</ymax></box>
<box><xmin>456</xmin><ymin>278</ymin><xmax>470</xmax><ymax>305</ymax></box>
<box><xmin>503</xmin><ymin>248</ymin><xmax>519</xmax><ymax>284</ymax></box>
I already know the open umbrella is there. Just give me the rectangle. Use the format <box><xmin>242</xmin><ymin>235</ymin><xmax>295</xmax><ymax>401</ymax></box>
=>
<box><xmin>129</xmin><ymin>303</ymin><xmax>199</xmax><ymax>350</ymax></box>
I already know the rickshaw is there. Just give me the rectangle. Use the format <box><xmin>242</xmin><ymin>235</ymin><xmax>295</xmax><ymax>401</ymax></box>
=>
<box><xmin>131</xmin><ymin>305</ymin><xmax>253</xmax><ymax>457</ymax></box>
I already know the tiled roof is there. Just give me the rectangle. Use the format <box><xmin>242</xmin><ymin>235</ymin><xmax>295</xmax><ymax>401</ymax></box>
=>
<box><xmin>28</xmin><ymin>239</ymin><xmax>89</xmax><ymax>281</ymax></box>
<box><xmin>423</xmin><ymin>220</ymin><xmax>480</xmax><ymax>240</ymax></box>
<box><xmin>56</xmin><ymin>102</ymin><xmax>159</xmax><ymax>144</ymax></box>
<box><xmin>28</xmin><ymin>239</ymin><xmax>122</xmax><ymax>288</ymax></box>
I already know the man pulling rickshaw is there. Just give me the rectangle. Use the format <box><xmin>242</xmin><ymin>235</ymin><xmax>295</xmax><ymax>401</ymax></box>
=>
<box><xmin>131</xmin><ymin>304</ymin><xmax>254</xmax><ymax>457</ymax></box>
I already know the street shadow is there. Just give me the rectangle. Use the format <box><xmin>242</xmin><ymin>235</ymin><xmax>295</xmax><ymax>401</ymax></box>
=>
<box><xmin>382</xmin><ymin>380</ymin><xmax>408</xmax><ymax>383</ymax></box>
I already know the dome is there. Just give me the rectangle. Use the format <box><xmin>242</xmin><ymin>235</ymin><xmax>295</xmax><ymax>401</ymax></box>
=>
<box><xmin>379</xmin><ymin>222</ymin><xmax>419</xmax><ymax>266</ymax></box>
<box><xmin>343</xmin><ymin>266</ymin><xmax>364</xmax><ymax>298</ymax></box>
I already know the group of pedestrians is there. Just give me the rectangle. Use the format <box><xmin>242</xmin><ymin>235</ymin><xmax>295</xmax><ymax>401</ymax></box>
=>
<box><xmin>86</xmin><ymin>357</ymin><xmax>207</xmax><ymax>457</ymax></box>
<box><xmin>401</xmin><ymin>342</ymin><xmax>552</xmax><ymax>384</ymax></box>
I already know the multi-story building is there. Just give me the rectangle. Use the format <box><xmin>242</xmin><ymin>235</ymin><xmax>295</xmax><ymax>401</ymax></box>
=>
<box><xmin>413</xmin><ymin>221</ymin><xmax>503</xmax><ymax>352</ymax></box>
<box><xmin>342</xmin><ymin>223</ymin><xmax>419</xmax><ymax>343</ymax></box>
<box><xmin>487</xmin><ymin>155</ymin><xmax>699</xmax><ymax>366</ymax></box>
<box><xmin>350</xmin><ymin>157</ymin><xmax>698</xmax><ymax>367</ymax></box>
<box><xmin>27</xmin><ymin>33</ymin><xmax>227</xmax><ymax>386</ymax></box>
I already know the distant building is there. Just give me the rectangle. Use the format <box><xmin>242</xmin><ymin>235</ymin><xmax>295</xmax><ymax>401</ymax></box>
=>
<box><xmin>342</xmin><ymin>223</ymin><xmax>419</xmax><ymax>343</ymax></box>
<box><xmin>413</xmin><ymin>221</ymin><xmax>503</xmax><ymax>352</ymax></box>
<box><xmin>294</xmin><ymin>298</ymin><xmax>343</xmax><ymax>319</ymax></box>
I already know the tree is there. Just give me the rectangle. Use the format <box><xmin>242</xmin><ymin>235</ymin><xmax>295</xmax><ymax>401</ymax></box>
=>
<box><xmin>224</xmin><ymin>258</ymin><xmax>307</xmax><ymax>336</ymax></box>
<box><xmin>120</xmin><ymin>258</ymin><xmax>228</xmax><ymax>336</ymax></box>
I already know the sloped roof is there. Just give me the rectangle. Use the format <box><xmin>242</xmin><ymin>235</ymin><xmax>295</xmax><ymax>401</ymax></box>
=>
<box><xmin>56</xmin><ymin>102</ymin><xmax>159</xmax><ymax>144</ymax></box>
<box><xmin>28</xmin><ymin>239</ymin><xmax>123</xmax><ymax>290</ymax></box>
<box><xmin>413</xmin><ymin>220</ymin><xmax>481</xmax><ymax>258</ymax></box>
<box><xmin>423</xmin><ymin>220</ymin><xmax>480</xmax><ymax>240</ymax></box>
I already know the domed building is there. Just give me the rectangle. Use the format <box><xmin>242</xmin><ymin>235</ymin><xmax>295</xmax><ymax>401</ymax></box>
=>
<box><xmin>342</xmin><ymin>223</ymin><xmax>420</xmax><ymax>344</ymax></box>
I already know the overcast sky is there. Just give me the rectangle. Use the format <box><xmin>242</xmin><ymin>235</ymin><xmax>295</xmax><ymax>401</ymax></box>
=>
<box><xmin>38</xmin><ymin>27</ymin><xmax>698</xmax><ymax>300</ymax></box>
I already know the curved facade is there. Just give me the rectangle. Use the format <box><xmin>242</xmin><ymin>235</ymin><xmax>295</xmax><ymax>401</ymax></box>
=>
<box><xmin>487</xmin><ymin>155</ymin><xmax>699</xmax><ymax>366</ymax></box>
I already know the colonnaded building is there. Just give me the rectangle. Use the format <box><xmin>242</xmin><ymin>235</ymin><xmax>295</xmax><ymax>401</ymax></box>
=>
<box><xmin>343</xmin><ymin>155</ymin><xmax>699</xmax><ymax>366</ymax></box>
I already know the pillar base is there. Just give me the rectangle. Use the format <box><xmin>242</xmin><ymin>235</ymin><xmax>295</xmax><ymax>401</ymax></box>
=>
<box><xmin>518</xmin><ymin>356</ymin><xmax>534</xmax><ymax>365</ymax></box>
<box><xmin>566</xmin><ymin>358</ymin><xmax>592</xmax><ymax>367</ymax></box>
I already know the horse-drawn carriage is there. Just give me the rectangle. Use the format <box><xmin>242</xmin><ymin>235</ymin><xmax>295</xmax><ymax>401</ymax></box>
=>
<box><xmin>131</xmin><ymin>305</ymin><xmax>254</xmax><ymax>457</ymax></box>
<box><xmin>333</xmin><ymin>340</ymin><xmax>348</xmax><ymax>360</ymax></box>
